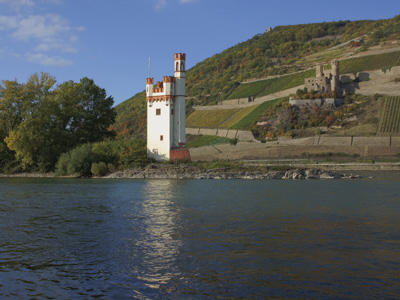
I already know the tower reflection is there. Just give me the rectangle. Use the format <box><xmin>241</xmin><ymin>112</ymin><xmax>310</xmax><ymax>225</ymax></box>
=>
<box><xmin>135</xmin><ymin>180</ymin><xmax>182</xmax><ymax>290</ymax></box>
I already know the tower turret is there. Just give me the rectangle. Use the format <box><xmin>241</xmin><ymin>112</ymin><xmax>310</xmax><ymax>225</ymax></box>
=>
<box><xmin>331</xmin><ymin>60</ymin><xmax>340</xmax><ymax>95</ymax></box>
<box><xmin>146</xmin><ymin>78</ymin><xmax>154</xmax><ymax>98</ymax></box>
<box><xmin>173</xmin><ymin>53</ymin><xmax>186</xmax><ymax>149</ymax></box>
<box><xmin>331</xmin><ymin>60</ymin><xmax>339</xmax><ymax>78</ymax></box>
<box><xmin>316</xmin><ymin>64</ymin><xmax>324</xmax><ymax>78</ymax></box>
<box><xmin>174</xmin><ymin>53</ymin><xmax>186</xmax><ymax>78</ymax></box>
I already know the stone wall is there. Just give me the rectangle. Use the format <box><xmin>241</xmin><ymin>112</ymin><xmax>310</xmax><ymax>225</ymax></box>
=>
<box><xmin>189</xmin><ymin>136</ymin><xmax>400</xmax><ymax>161</ymax></box>
<box><xmin>289</xmin><ymin>98</ymin><xmax>343</xmax><ymax>107</ymax></box>
<box><xmin>186</xmin><ymin>127</ymin><xmax>258</xmax><ymax>142</ymax></box>
<box><xmin>219</xmin><ymin>97</ymin><xmax>255</xmax><ymax>106</ymax></box>
<box><xmin>289</xmin><ymin>99</ymin><xmax>322</xmax><ymax>106</ymax></box>
<box><xmin>305</xmin><ymin>77</ymin><xmax>331</xmax><ymax>93</ymax></box>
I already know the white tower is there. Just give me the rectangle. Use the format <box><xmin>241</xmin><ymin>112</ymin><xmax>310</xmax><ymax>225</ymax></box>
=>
<box><xmin>146</xmin><ymin>53</ymin><xmax>190</xmax><ymax>162</ymax></box>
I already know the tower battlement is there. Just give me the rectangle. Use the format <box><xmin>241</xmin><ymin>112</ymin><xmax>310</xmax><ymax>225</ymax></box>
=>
<box><xmin>163</xmin><ymin>76</ymin><xmax>175</xmax><ymax>83</ymax></box>
<box><xmin>174</xmin><ymin>53</ymin><xmax>186</xmax><ymax>61</ymax></box>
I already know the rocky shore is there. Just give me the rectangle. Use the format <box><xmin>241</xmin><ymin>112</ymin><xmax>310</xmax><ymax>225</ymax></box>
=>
<box><xmin>0</xmin><ymin>165</ymin><xmax>362</xmax><ymax>179</ymax></box>
<box><xmin>104</xmin><ymin>164</ymin><xmax>360</xmax><ymax>180</ymax></box>
<box><xmin>0</xmin><ymin>172</ymin><xmax>55</xmax><ymax>178</ymax></box>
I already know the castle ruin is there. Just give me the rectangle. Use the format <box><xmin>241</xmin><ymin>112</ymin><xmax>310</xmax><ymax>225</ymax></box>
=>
<box><xmin>305</xmin><ymin>60</ymin><xmax>341</xmax><ymax>95</ymax></box>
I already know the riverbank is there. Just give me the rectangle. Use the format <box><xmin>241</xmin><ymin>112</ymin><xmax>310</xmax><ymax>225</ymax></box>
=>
<box><xmin>103</xmin><ymin>164</ymin><xmax>358</xmax><ymax>180</ymax></box>
<box><xmin>1</xmin><ymin>163</ymin><xmax>398</xmax><ymax>179</ymax></box>
<box><xmin>0</xmin><ymin>172</ymin><xmax>55</xmax><ymax>178</ymax></box>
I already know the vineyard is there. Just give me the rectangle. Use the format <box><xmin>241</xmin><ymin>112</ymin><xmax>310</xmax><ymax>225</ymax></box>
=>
<box><xmin>378</xmin><ymin>96</ymin><xmax>400</xmax><ymax>135</ymax></box>
<box><xmin>227</xmin><ymin>69</ymin><xmax>315</xmax><ymax>100</ymax></box>
<box><xmin>341</xmin><ymin>51</ymin><xmax>400</xmax><ymax>74</ymax></box>
<box><xmin>186</xmin><ymin>108</ymin><xmax>240</xmax><ymax>128</ymax></box>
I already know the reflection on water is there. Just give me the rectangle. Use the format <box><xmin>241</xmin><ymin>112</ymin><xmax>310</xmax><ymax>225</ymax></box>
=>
<box><xmin>135</xmin><ymin>180</ymin><xmax>182</xmax><ymax>290</ymax></box>
<box><xmin>0</xmin><ymin>177</ymin><xmax>400</xmax><ymax>299</ymax></box>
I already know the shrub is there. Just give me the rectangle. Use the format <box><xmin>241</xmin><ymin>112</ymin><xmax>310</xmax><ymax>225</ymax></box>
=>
<box><xmin>55</xmin><ymin>144</ymin><xmax>94</xmax><ymax>176</ymax></box>
<box><xmin>55</xmin><ymin>138</ymin><xmax>149</xmax><ymax>176</ymax></box>
<box><xmin>91</xmin><ymin>162</ymin><xmax>109</xmax><ymax>176</ymax></box>
<box><xmin>67</xmin><ymin>144</ymin><xmax>94</xmax><ymax>176</ymax></box>
<box><xmin>296</xmin><ymin>89</ymin><xmax>304</xmax><ymax>97</ymax></box>
<box><xmin>326</xmin><ymin>116</ymin><xmax>334</xmax><ymax>125</ymax></box>
<box><xmin>55</xmin><ymin>152</ymin><xmax>69</xmax><ymax>176</ymax></box>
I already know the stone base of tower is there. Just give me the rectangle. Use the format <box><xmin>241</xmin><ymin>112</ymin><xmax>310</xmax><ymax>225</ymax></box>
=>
<box><xmin>170</xmin><ymin>145</ymin><xmax>191</xmax><ymax>163</ymax></box>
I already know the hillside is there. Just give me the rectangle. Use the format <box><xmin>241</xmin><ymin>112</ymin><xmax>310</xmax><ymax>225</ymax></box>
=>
<box><xmin>110</xmin><ymin>91</ymin><xmax>146</xmax><ymax>138</ymax></box>
<box><xmin>112</xmin><ymin>15</ymin><xmax>400</xmax><ymax>139</ymax></box>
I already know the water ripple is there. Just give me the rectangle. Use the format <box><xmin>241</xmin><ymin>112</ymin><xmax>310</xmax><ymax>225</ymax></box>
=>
<box><xmin>1</xmin><ymin>178</ymin><xmax>400</xmax><ymax>299</ymax></box>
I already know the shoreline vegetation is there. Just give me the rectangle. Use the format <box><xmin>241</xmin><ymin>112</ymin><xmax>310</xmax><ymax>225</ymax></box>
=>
<box><xmin>2</xmin><ymin>161</ymin><xmax>400</xmax><ymax>179</ymax></box>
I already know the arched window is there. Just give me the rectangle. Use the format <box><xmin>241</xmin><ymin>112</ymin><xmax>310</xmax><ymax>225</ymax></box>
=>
<box><xmin>181</xmin><ymin>63</ymin><xmax>184</xmax><ymax>72</ymax></box>
<box><xmin>176</xmin><ymin>62</ymin><xmax>179</xmax><ymax>72</ymax></box>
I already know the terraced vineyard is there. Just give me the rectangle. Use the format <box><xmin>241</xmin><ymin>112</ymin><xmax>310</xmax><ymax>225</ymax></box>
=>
<box><xmin>227</xmin><ymin>69</ymin><xmax>315</xmax><ymax>100</ymax></box>
<box><xmin>231</xmin><ymin>98</ymin><xmax>285</xmax><ymax>129</ymax></box>
<box><xmin>218</xmin><ymin>105</ymin><xmax>259</xmax><ymax>129</ymax></box>
<box><xmin>341</xmin><ymin>51</ymin><xmax>400</xmax><ymax>74</ymax></box>
<box><xmin>378</xmin><ymin>96</ymin><xmax>400</xmax><ymax>135</ymax></box>
<box><xmin>186</xmin><ymin>108</ymin><xmax>240</xmax><ymax>128</ymax></box>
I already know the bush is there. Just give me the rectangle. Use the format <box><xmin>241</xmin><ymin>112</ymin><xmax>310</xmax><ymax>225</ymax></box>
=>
<box><xmin>55</xmin><ymin>138</ymin><xmax>149</xmax><ymax>177</ymax></box>
<box><xmin>55</xmin><ymin>152</ymin><xmax>69</xmax><ymax>176</ymax></box>
<box><xmin>55</xmin><ymin>144</ymin><xmax>94</xmax><ymax>176</ymax></box>
<box><xmin>91</xmin><ymin>162</ymin><xmax>109</xmax><ymax>176</ymax></box>
<box><xmin>296</xmin><ymin>89</ymin><xmax>304</xmax><ymax>97</ymax></box>
<box><xmin>67</xmin><ymin>144</ymin><xmax>94</xmax><ymax>176</ymax></box>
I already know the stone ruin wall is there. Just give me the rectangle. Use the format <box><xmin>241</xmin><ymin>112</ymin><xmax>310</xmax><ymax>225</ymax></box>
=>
<box><xmin>304</xmin><ymin>60</ymin><xmax>341</xmax><ymax>95</ymax></box>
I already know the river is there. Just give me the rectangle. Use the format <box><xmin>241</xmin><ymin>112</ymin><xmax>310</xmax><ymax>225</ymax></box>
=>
<box><xmin>1</xmin><ymin>175</ymin><xmax>400</xmax><ymax>299</ymax></box>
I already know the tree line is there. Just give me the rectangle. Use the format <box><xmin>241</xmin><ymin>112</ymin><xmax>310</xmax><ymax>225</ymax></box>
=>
<box><xmin>0</xmin><ymin>72</ymin><xmax>149</xmax><ymax>174</ymax></box>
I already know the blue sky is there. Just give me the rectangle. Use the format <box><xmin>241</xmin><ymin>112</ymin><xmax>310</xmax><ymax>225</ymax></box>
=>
<box><xmin>0</xmin><ymin>0</ymin><xmax>398</xmax><ymax>106</ymax></box>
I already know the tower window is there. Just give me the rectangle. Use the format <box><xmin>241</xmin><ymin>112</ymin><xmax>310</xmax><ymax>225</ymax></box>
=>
<box><xmin>171</xmin><ymin>109</ymin><xmax>174</xmax><ymax>115</ymax></box>
<box><xmin>160</xmin><ymin>135</ymin><xmax>163</xmax><ymax>141</ymax></box>
<box><xmin>181</xmin><ymin>63</ymin><xmax>184</xmax><ymax>72</ymax></box>
<box><xmin>156</xmin><ymin>108</ymin><xmax>161</xmax><ymax>116</ymax></box>
<box><xmin>176</xmin><ymin>62</ymin><xmax>179</xmax><ymax>72</ymax></box>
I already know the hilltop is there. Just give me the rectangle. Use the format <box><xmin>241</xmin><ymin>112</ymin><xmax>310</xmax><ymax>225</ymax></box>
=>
<box><xmin>111</xmin><ymin>15</ymin><xmax>400</xmax><ymax>142</ymax></box>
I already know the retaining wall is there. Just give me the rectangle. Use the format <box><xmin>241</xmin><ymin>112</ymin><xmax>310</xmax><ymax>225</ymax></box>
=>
<box><xmin>220</xmin><ymin>97</ymin><xmax>255</xmax><ymax>106</ymax></box>
<box><xmin>198</xmin><ymin>128</ymin><xmax>218</xmax><ymax>136</ymax></box>
<box><xmin>352</xmin><ymin>137</ymin><xmax>391</xmax><ymax>146</ymax></box>
<box><xmin>216</xmin><ymin>129</ymin><xmax>229</xmax><ymax>138</ymax></box>
<box><xmin>318</xmin><ymin>136</ymin><xmax>352</xmax><ymax>146</ymax></box>
<box><xmin>188</xmin><ymin>135</ymin><xmax>400</xmax><ymax>161</ymax></box>
<box><xmin>391</xmin><ymin>137</ymin><xmax>400</xmax><ymax>147</ymax></box>
<box><xmin>190</xmin><ymin>142</ymin><xmax>400</xmax><ymax>162</ymax></box>
<box><xmin>289</xmin><ymin>98</ymin><xmax>343</xmax><ymax>107</ymax></box>
<box><xmin>186</xmin><ymin>127</ymin><xmax>258</xmax><ymax>142</ymax></box>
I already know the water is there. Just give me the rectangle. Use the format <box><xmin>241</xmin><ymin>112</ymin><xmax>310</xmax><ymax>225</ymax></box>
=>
<box><xmin>1</xmin><ymin>175</ymin><xmax>400</xmax><ymax>299</ymax></box>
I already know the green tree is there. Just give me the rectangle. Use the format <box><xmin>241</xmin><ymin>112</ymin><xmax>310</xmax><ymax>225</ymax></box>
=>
<box><xmin>72</xmin><ymin>77</ymin><xmax>116</xmax><ymax>144</ymax></box>
<box><xmin>4</xmin><ymin>73</ymin><xmax>57</xmax><ymax>170</ymax></box>
<box><xmin>3</xmin><ymin>73</ymin><xmax>116</xmax><ymax>171</ymax></box>
<box><xmin>0</xmin><ymin>79</ymin><xmax>26</xmax><ymax>135</ymax></box>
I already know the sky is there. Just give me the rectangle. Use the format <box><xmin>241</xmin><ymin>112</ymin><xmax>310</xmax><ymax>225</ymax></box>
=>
<box><xmin>0</xmin><ymin>0</ymin><xmax>398</xmax><ymax>106</ymax></box>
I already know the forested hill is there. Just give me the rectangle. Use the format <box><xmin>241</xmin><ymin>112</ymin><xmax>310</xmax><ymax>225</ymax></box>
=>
<box><xmin>112</xmin><ymin>15</ymin><xmax>400</xmax><ymax>138</ymax></box>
